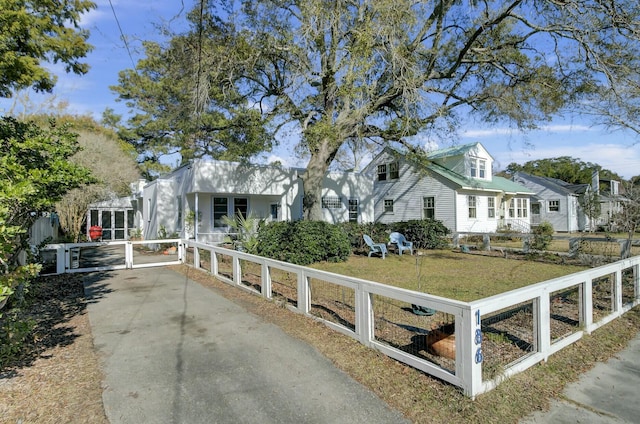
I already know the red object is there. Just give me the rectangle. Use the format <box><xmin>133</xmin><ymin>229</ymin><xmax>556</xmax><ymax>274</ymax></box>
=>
<box><xmin>89</xmin><ymin>225</ymin><xmax>103</xmax><ymax>241</ymax></box>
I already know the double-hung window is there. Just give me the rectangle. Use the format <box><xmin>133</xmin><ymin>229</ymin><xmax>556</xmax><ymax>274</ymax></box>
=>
<box><xmin>548</xmin><ymin>200</ymin><xmax>560</xmax><ymax>212</ymax></box>
<box><xmin>516</xmin><ymin>198</ymin><xmax>528</xmax><ymax>218</ymax></box>
<box><xmin>423</xmin><ymin>196</ymin><xmax>435</xmax><ymax>219</ymax></box>
<box><xmin>377</xmin><ymin>164</ymin><xmax>387</xmax><ymax>181</ymax></box>
<box><xmin>377</xmin><ymin>161</ymin><xmax>400</xmax><ymax>181</ymax></box>
<box><xmin>468</xmin><ymin>195</ymin><xmax>477</xmax><ymax>218</ymax></box>
<box><xmin>487</xmin><ymin>197</ymin><xmax>495</xmax><ymax>218</ymax></box>
<box><xmin>384</xmin><ymin>199</ymin><xmax>394</xmax><ymax>213</ymax></box>
<box><xmin>348</xmin><ymin>199</ymin><xmax>359</xmax><ymax>222</ymax></box>
<box><xmin>213</xmin><ymin>197</ymin><xmax>228</xmax><ymax>228</ymax></box>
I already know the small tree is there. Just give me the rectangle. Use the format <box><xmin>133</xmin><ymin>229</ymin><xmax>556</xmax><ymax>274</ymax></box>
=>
<box><xmin>54</xmin><ymin>126</ymin><xmax>140</xmax><ymax>242</ymax></box>
<box><xmin>580</xmin><ymin>189</ymin><xmax>601</xmax><ymax>233</ymax></box>
<box><xmin>531</xmin><ymin>222</ymin><xmax>555</xmax><ymax>252</ymax></box>
<box><xmin>0</xmin><ymin>117</ymin><xmax>94</xmax><ymax>304</ymax></box>
<box><xmin>614</xmin><ymin>181</ymin><xmax>640</xmax><ymax>259</ymax></box>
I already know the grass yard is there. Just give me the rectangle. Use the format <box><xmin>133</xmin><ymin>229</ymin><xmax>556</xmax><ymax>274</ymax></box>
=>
<box><xmin>311</xmin><ymin>250</ymin><xmax>588</xmax><ymax>301</ymax></box>
<box><xmin>174</xmin><ymin>261</ymin><xmax>640</xmax><ymax>424</ymax></box>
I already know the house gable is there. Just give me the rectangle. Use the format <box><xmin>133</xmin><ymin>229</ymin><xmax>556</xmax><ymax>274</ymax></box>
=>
<box><xmin>427</xmin><ymin>142</ymin><xmax>494</xmax><ymax>182</ymax></box>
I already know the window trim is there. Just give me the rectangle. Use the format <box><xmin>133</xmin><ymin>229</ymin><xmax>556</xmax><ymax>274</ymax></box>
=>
<box><xmin>212</xmin><ymin>197</ymin><xmax>228</xmax><ymax>228</ymax></box>
<box><xmin>348</xmin><ymin>198</ymin><xmax>359</xmax><ymax>222</ymax></box>
<box><xmin>423</xmin><ymin>196</ymin><xmax>435</xmax><ymax>219</ymax></box>
<box><xmin>468</xmin><ymin>195</ymin><xmax>477</xmax><ymax>218</ymax></box>
<box><xmin>377</xmin><ymin>164</ymin><xmax>387</xmax><ymax>181</ymax></box>
<box><xmin>389</xmin><ymin>161</ymin><xmax>399</xmax><ymax>179</ymax></box>
<box><xmin>321</xmin><ymin>195</ymin><xmax>342</xmax><ymax>209</ymax></box>
<box><xmin>377</xmin><ymin>161</ymin><xmax>400</xmax><ymax>181</ymax></box>
<box><xmin>548</xmin><ymin>199</ymin><xmax>560</xmax><ymax>212</ymax></box>
<box><xmin>487</xmin><ymin>197</ymin><xmax>495</xmax><ymax>219</ymax></box>
<box><xmin>383</xmin><ymin>198</ymin><xmax>394</xmax><ymax>213</ymax></box>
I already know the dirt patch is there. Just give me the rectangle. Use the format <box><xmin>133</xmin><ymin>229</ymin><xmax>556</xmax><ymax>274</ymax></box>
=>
<box><xmin>0</xmin><ymin>274</ymin><xmax>108</xmax><ymax>424</ymax></box>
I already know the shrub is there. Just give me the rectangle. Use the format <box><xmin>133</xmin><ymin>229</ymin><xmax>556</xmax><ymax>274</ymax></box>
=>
<box><xmin>531</xmin><ymin>221</ymin><xmax>554</xmax><ymax>251</ymax></box>
<box><xmin>257</xmin><ymin>221</ymin><xmax>351</xmax><ymax>265</ymax></box>
<box><xmin>339</xmin><ymin>222</ymin><xmax>388</xmax><ymax>252</ymax></box>
<box><xmin>390</xmin><ymin>219</ymin><xmax>450</xmax><ymax>249</ymax></box>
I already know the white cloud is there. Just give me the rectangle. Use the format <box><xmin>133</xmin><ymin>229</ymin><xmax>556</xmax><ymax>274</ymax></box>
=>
<box><xmin>462</xmin><ymin>124</ymin><xmax>595</xmax><ymax>139</ymax></box>
<box><xmin>80</xmin><ymin>8</ymin><xmax>109</xmax><ymax>27</ymax></box>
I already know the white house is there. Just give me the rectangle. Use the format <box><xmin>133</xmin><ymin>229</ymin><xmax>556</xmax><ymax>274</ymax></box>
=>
<box><xmin>129</xmin><ymin>159</ymin><xmax>374</xmax><ymax>244</ymax></box>
<box><xmin>363</xmin><ymin>143</ymin><xmax>534</xmax><ymax>233</ymax></box>
<box><xmin>85</xmin><ymin>142</ymin><xmax>535</xmax><ymax>244</ymax></box>
<box><xmin>513</xmin><ymin>171</ymin><xmax>624</xmax><ymax>232</ymax></box>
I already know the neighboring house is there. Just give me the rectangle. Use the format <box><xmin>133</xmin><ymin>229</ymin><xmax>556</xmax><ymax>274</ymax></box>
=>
<box><xmin>129</xmin><ymin>159</ymin><xmax>374</xmax><ymax>244</ymax></box>
<box><xmin>363</xmin><ymin>143</ymin><xmax>534</xmax><ymax>233</ymax></box>
<box><xmin>592</xmin><ymin>171</ymin><xmax>625</xmax><ymax>231</ymax></box>
<box><xmin>512</xmin><ymin>172</ymin><xmax>587</xmax><ymax>232</ymax></box>
<box><xmin>513</xmin><ymin>171</ymin><xmax>624</xmax><ymax>232</ymax></box>
<box><xmin>83</xmin><ymin>142</ymin><xmax>536</xmax><ymax>244</ymax></box>
<box><xmin>86</xmin><ymin>197</ymin><xmax>136</xmax><ymax>241</ymax></box>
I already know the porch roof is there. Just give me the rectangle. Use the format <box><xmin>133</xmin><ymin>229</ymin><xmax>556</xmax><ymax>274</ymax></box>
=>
<box><xmin>88</xmin><ymin>197</ymin><xmax>133</xmax><ymax>209</ymax></box>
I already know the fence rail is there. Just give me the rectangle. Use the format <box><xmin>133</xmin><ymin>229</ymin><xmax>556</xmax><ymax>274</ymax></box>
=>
<box><xmin>44</xmin><ymin>239</ymin><xmax>640</xmax><ymax>398</ymax></box>
<box><xmin>183</xmin><ymin>240</ymin><xmax>640</xmax><ymax>398</ymax></box>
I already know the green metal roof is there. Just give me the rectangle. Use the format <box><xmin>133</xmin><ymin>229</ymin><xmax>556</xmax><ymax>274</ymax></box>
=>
<box><xmin>428</xmin><ymin>162</ymin><xmax>534</xmax><ymax>194</ymax></box>
<box><xmin>426</xmin><ymin>142</ymin><xmax>487</xmax><ymax>160</ymax></box>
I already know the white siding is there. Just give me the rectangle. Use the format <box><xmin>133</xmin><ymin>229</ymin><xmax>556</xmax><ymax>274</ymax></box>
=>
<box><xmin>371</xmin><ymin>158</ymin><xmax>458</xmax><ymax>230</ymax></box>
<box><xmin>455</xmin><ymin>191</ymin><xmax>499</xmax><ymax>233</ymax></box>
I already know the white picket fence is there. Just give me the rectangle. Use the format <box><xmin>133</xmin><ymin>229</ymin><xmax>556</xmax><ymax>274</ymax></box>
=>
<box><xmin>44</xmin><ymin>239</ymin><xmax>640</xmax><ymax>398</ymax></box>
<box><xmin>184</xmin><ymin>240</ymin><xmax>640</xmax><ymax>398</ymax></box>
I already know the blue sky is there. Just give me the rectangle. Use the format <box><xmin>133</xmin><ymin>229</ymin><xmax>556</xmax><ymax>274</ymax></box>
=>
<box><xmin>1</xmin><ymin>1</ymin><xmax>638</xmax><ymax>179</ymax></box>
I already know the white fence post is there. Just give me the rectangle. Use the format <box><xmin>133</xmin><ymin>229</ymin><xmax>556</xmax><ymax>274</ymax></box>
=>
<box><xmin>232</xmin><ymin>256</ymin><xmax>241</xmax><ymax>285</ymax></box>
<box><xmin>581</xmin><ymin>278</ymin><xmax>594</xmax><ymax>332</ymax></box>
<box><xmin>262</xmin><ymin>262</ymin><xmax>272</xmax><ymax>299</ymax></box>
<box><xmin>125</xmin><ymin>242</ymin><xmax>133</xmax><ymax>269</ymax></box>
<box><xmin>534</xmin><ymin>294</ymin><xmax>551</xmax><ymax>361</ymax></box>
<box><xmin>193</xmin><ymin>245</ymin><xmax>200</xmax><ymax>270</ymax></box>
<box><xmin>297</xmin><ymin>271</ymin><xmax>310</xmax><ymax>314</ymax></box>
<box><xmin>51</xmin><ymin>244</ymin><xmax>65</xmax><ymax>274</ymax></box>
<box><xmin>614</xmin><ymin>269</ymin><xmax>623</xmax><ymax>313</ymax></box>
<box><xmin>459</xmin><ymin>306</ymin><xmax>482</xmax><ymax>398</ymax></box>
<box><xmin>355</xmin><ymin>286</ymin><xmax>374</xmax><ymax>346</ymax></box>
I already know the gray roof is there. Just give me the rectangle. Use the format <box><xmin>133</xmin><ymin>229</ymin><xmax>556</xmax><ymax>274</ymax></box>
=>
<box><xmin>513</xmin><ymin>172</ymin><xmax>589</xmax><ymax>196</ymax></box>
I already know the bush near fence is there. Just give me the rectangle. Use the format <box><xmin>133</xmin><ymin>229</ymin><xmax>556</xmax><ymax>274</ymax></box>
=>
<box><xmin>340</xmin><ymin>219</ymin><xmax>450</xmax><ymax>253</ymax></box>
<box><xmin>256</xmin><ymin>221</ymin><xmax>351</xmax><ymax>265</ymax></box>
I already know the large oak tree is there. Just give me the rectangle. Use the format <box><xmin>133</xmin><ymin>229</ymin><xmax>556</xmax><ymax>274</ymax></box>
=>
<box><xmin>114</xmin><ymin>0</ymin><xmax>640</xmax><ymax>220</ymax></box>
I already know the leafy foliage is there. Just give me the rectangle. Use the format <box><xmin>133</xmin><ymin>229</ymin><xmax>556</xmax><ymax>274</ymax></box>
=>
<box><xmin>505</xmin><ymin>157</ymin><xmax>623</xmax><ymax>184</ymax></box>
<box><xmin>341</xmin><ymin>220</ymin><xmax>450</xmax><ymax>252</ymax></box>
<box><xmin>389</xmin><ymin>220</ymin><xmax>451</xmax><ymax>250</ymax></box>
<box><xmin>0</xmin><ymin>117</ymin><xmax>94</xmax><ymax>306</ymax></box>
<box><xmin>114</xmin><ymin>0</ymin><xmax>640</xmax><ymax>219</ymax></box>
<box><xmin>0</xmin><ymin>0</ymin><xmax>95</xmax><ymax>97</ymax></box>
<box><xmin>531</xmin><ymin>222</ymin><xmax>555</xmax><ymax>252</ymax></box>
<box><xmin>257</xmin><ymin>221</ymin><xmax>351</xmax><ymax>265</ymax></box>
<box><xmin>222</xmin><ymin>212</ymin><xmax>264</xmax><ymax>254</ymax></box>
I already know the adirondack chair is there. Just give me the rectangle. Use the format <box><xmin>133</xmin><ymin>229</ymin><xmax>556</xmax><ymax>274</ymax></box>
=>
<box><xmin>389</xmin><ymin>232</ymin><xmax>414</xmax><ymax>256</ymax></box>
<box><xmin>363</xmin><ymin>234</ymin><xmax>387</xmax><ymax>259</ymax></box>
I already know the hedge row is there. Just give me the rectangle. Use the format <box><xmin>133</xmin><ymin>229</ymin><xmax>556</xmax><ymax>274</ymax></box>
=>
<box><xmin>256</xmin><ymin>219</ymin><xmax>450</xmax><ymax>265</ymax></box>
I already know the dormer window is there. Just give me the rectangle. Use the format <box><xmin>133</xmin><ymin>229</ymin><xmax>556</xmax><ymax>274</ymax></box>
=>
<box><xmin>470</xmin><ymin>158</ymin><xmax>487</xmax><ymax>179</ymax></box>
<box><xmin>377</xmin><ymin>161</ymin><xmax>400</xmax><ymax>181</ymax></box>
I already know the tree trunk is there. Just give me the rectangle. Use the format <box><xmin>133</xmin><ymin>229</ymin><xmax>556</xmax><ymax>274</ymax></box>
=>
<box><xmin>302</xmin><ymin>139</ymin><xmax>339</xmax><ymax>221</ymax></box>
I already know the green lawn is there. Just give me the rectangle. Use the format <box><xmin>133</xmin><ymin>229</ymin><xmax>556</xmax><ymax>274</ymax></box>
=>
<box><xmin>311</xmin><ymin>250</ymin><xmax>588</xmax><ymax>302</ymax></box>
